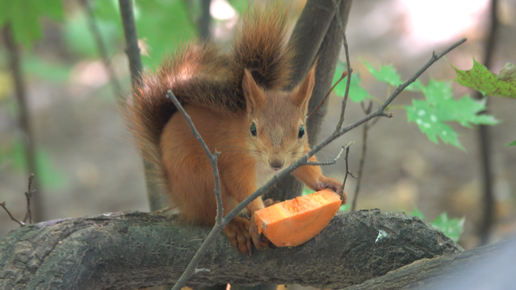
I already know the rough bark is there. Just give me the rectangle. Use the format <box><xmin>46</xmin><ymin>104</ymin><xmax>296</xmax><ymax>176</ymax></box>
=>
<box><xmin>345</xmin><ymin>236</ymin><xmax>516</xmax><ymax>290</ymax></box>
<box><xmin>0</xmin><ymin>209</ymin><xmax>461</xmax><ymax>290</ymax></box>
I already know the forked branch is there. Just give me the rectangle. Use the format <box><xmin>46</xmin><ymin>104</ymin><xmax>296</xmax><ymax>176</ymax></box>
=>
<box><xmin>1</xmin><ymin>174</ymin><xmax>36</xmax><ymax>226</ymax></box>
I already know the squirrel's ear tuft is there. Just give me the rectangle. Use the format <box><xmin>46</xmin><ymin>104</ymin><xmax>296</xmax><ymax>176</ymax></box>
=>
<box><xmin>243</xmin><ymin>69</ymin><xmax>265</xmax><ymax>114</ymax></box>
<box><xmin>292</xmin><ymin>64</ymin><xmax>316</xmax><ymax>113</ymax></box>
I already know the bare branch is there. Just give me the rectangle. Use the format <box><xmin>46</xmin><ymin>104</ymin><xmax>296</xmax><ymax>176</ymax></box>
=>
<box><xmin>305</xmin><ymin>145</ymin><xmax>346</xmax><ymax>166</ymax></box>
<box><xmin>166</xmin><ymin>90</ymin><xmax>226</xmax><ymax>290</ymax></box>
<box><xmin>307</xmin><ymin>70</ymin><xmax>348</xmax><ymax>120</ymax></box>
<box><xmin>333</xmin><ymin>0</ymin><xmax>353</xmax><ymax>130</ymax></box>
<box><xmin>351</xmin><ymin>102</ymin><xmax>372</xmax><ymax>212</ymax></box>
<box><xmin>166</xmin><ymin>90</ymin><xmax>223</xmax><ymax>224</ymax></box>
<box><xmin>23</xmin><ymin>174</ymin><xmax>35</xmax><ymax>223</ymax></box>
<box><xmin>3</xmin><ymin>24</ymin><xmax>44</xmax><ymax>222</ymax></box>
<box><xmin>337</xmin><ymin>143</ymin><xmax>352</xmax><ymax>201</ymax></box>
<box><xmin>0</xmin><ymin>202</ymin><xmax>25</xmax><ymax>226</ymax></box>
<box><xmin>1</xmin><ymin>174</ymin><xmax>37</xmax><ymax>226</ymax></box>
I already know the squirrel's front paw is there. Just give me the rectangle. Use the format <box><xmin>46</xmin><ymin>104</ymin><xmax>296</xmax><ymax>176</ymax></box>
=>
<box><xmin>316</xmin><ymin>177</ymin><xmax>347</xmax><ymax>204</ymax></box>
<box><xmin>249</xmin><ymin>214</ymin><xmax>272</xmax><ymax>250</ymax></box>
<box><xmin>223</xmin><ymin>217</ymin><xmax>253</xmax><ymax>256</ymax></box>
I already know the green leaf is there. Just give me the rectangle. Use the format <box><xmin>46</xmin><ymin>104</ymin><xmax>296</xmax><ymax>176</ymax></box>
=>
<box><xmin>64</xmin><ymin>12</ymin><xmax>122</xmax><ymax>59</ymax></box>
<box><xmin>363</xmin><ymin>61</ymin><xmax>402</xmax><ymax>86</ymax></box>
<box><xmin>5</xmin><ymin>138</ymin><xmax>27</xmax><ymax>170</ymax></box>
<box><xmin>406</xmin><ymin>99</ymin><xmax>463</xmax><ymax>149</ymax></box>
<box><xmin>339</xmin><ymin>204</ymin><xmax>351</xmax><ymax>212</ymax></box>
<box><xmin>2</xmin><ymin>138</ymin><xmax>68</xmax><ymax>190</ymax></box>
<box><xmin>61</xmin><ymin>0</ymin><xmax>195</xmax><ymax>66</ymax></box>
<box><xmin>362</xmin><ymin>60</ymin><xmax>423</xmax><ymax>91</ymax></box>
<box><xmin>135</xmin><ymin>0</ymin><xmax>196</xmax><ymax>67</ymax></box>
<box><xmin>405</xmin><ymin>79</ymin><xmax>499</xmax><ymax>149</ymax></box>
<box><xmin>430</xmin><ymin>213</ymin><xmax>465</xmax><ymax>243</ymax></box>
<box><xmin>0</xmin><ymin>0</ymin><xmax>64</xmax><ymax>47</ymax></box>
<box><xmin>35</xmin><ymin>150</ymin><xmax>69</xmax><ymax>190</ymax></box>
<box><xmin>302</xmin><ymin>187</ymin><xmax>313</xmax><ymax>196</ymax></box>
<box><xmin>228</xmin><ymin>0</ymin><xmax>249</xmax><ymax>14</ymax></box>
<box><xmin>506</xmin><ymin>140</ymin><xmax>516</xmax><ymax>146</ymax></box>
<box><xmin>332</xmin><ymin>61</ymin><xmax>348</xmax><ymax>95</ymax></box>
<box><xmin>90</xmin><ymin>0</ymin><xmax>120</xmax><ymax>21</ymax></box>
<box><xmin>453</xmin><ymin>59</ymin><xmax>516</xmax><ymax>99</ymax></box>
<box><xmin>411</xmin><ymin>209</ymin><xmax>464</xmax><ymax>243</ymax></box>
<box><xmin>332</xmin><ymin>61</ymin><xmax>372</xmax><ymax>102</ymax></box>
<box><xmin>22</xmin><ymin>54</ymin><xmax>71</xmax><ymax>82</ymax></box>
<box><xmin>411</xmin><ymin>208</ymin><xmax>426</xmax><ymax>220</ymax></box>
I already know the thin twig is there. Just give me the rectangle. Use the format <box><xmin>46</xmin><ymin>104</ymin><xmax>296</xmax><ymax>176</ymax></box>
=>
<box><xmin>171</xmin><ymin>38</ymin><xmax>467</xmax><ymax>290</ymax></box>
<box><xmin>167</xmin><ymin>90</ymin><xmax>226</xmax><ymax>290</ymax></box>
<box><xmin>340</xmin><ymin>143</ymin><xmax>353</xmax><ymax>201</ymax></box>
<box><xmin>351</xmin><ymin>101</ymin><xmax>372</xmax><ymax>212</ymax></box>
<box><xmin>23</xmin><ymin>174</ymin><xmax>35</xmax><ymax>223</ymax></box>
<box><xmin>3</xmin><ymin>24</ymin><xmax>44</xmax><ymax>222</ymax></box>
<box><xmin>306</xmin><ymin>146</ymin><xmax>346</xmax><ymax>166</ymax></box>
<box><xmin>307</xmin><ymin>70</ymin><xmax>348</xmax><ymax>119</ymax></box>
<box><xmin>166</xmin><ymin>91</ymin><xmax>223</xmax><ymax>224</ymax></box>
<box><xmin>1</xmin><ymin>202</ymin><xmax>25</xmax><ymax>226</ymax></box>
<box><xmin>333</xmin><ymin>0</ymin><xmax>353</xmax><ymax>130</ymax></box>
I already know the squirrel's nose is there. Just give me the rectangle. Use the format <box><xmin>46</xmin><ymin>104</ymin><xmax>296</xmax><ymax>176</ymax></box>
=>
<box><xmin>269</xmin><ymin>159</ymin><xmax>284</xmax><ymax>171</ymax></box>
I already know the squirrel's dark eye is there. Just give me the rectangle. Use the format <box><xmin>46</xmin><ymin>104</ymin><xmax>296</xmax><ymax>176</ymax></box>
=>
<box><xmin>298</xmin><ymin>125</ymin><xmax>305</xmax><ymax>139</ymax></box>
<box><xmin>250</xmin><ymin>122</ymin><xmax>257</xmax><ymax>137</ymax></box>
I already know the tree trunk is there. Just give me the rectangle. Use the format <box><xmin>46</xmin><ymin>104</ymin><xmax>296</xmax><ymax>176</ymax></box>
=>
<box><xmin>266</xmin><ymin>0</ymin><xmax>352</xmax><ymax>202</ymax></box>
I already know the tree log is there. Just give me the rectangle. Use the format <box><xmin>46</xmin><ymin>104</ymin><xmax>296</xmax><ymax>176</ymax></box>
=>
<box><xmin>0</xmin><ymin>209</ymin><xmax>460</xmax><ymax>289</ymax></box>
<box><xmin>345</xmin><ymin>235</ymin><xmax>516</xmax><ymax>290</ymax></box>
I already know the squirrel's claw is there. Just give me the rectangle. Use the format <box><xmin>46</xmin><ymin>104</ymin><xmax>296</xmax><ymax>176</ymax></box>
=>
<box><xmin>316</xmin><ymin>177</ymin><xmax>347</xmax><ymax>204</ymax></box>
<box><xmin>223</xmin><ymin>217</ymin><xmax>253</xmax><ymax>256</ymax></box>
<box><xmin>249</xmin><ymin>214</ymin><xmax>272</xmax><ymax>250</ymax></box>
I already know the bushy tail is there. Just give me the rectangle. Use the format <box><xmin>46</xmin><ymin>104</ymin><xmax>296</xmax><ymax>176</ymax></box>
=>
<box><xmin>231</xmin><ymin>2</ymin><xmax>294</xmax><ymax>91</ymax></box>
<box><xmin>124</xmin><ymin>42</ymin><xmax>231</xmax><ymax>186</ymax></box>
<box><xmin>124</xmin><ymin>2</ymin><xmax>293</xmax><ymax>188</ymax></box>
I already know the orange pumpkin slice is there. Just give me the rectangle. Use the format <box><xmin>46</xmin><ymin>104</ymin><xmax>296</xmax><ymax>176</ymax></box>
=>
<box><xmin>254</xmin><ymin>189</ymin><xmax>342</xmax><ymax>247</ymax></box>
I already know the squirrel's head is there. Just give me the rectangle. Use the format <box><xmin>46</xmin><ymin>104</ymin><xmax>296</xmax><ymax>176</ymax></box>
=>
<box><xmin>242</xmin><ymin>66</ymin><xmax>315</xmax><ymax>172</ymax></box>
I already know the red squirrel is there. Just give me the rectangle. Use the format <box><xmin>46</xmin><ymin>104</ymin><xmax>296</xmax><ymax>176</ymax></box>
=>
<box><xmin>125</xmin><ymin>2</ymin><xmax>346</xmax><ymax>255</ymax></box>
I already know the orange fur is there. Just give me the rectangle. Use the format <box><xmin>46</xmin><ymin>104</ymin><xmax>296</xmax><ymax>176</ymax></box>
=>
<box><xmin>124</xmin><ymin>2</ymin><xmax>345</xmax><ymax>255</ymax></box>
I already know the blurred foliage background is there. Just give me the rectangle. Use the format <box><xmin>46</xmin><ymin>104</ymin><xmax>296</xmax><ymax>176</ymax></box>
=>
<box><xmin>1</xmin><ymin>0</ymin><xmax>515</xmax><ymax>251</ymax></box>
